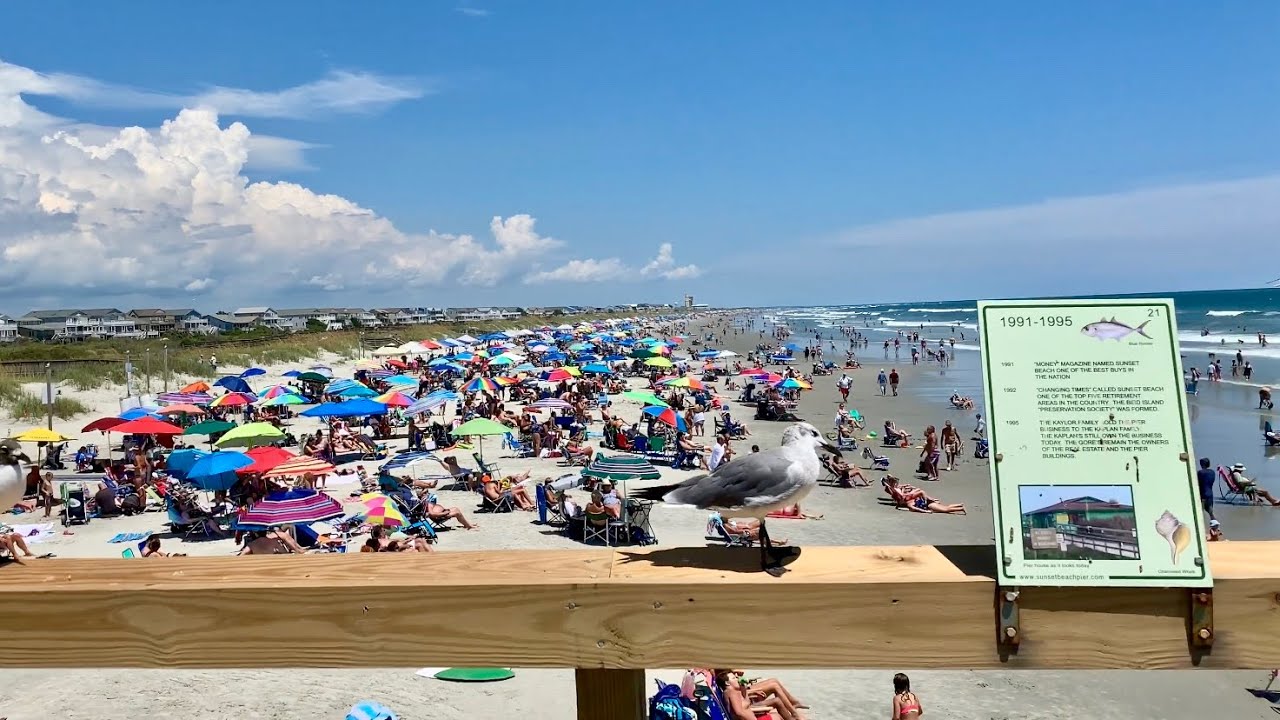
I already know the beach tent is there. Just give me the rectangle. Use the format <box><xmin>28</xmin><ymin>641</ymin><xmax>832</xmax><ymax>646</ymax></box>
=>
<box><xmin>372</xmin><ymin>345</ymin><xmax>403</xmax><ymax>357</ymax></box>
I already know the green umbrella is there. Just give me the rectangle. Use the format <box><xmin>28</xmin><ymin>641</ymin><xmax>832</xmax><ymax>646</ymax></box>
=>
<box><xmin>296</xmin><ymin>372</ymin><xmax>328</xmax><ymax>383</ymax></box>
<box><xmin>581</xmin><ymin>454</ymin><xmax>661</xmax><ymax>481</ymax></box>
<box><xmin>629</xmin><ymin>348</ymin><xmax>659</xmax><ymax>359</ymax></box>
<box><xmin>620</xmin><ymin>390</ymin><xmax>668</xmax><ymax>407</ymax></box>
<box><xmin>213</xmin><ymin>421</ymin><xmax>286</xmax><ymax>449</ymax></box>
<box><xmin>450</xmin><ymin>417</ymin><xmax>512</xmax><ymax>462</ymax></box>
<box><xmin>183</xmin><ymin>420</ymin><xmax>236</xmax><ymax>436</ymax></box>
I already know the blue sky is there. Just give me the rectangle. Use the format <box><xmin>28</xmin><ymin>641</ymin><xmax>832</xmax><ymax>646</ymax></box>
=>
<box><xmin>0</xmin><ymin>2</ymin><xmax>1277</xmax><ymax>312</ymax></box>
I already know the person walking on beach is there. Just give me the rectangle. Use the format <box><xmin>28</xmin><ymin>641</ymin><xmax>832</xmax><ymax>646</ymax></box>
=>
<box><xmin>877</xmin><ymin>368</ymin><xmax>888</xmax><ymax>396</ymax></box>
<box><xmin>210</xmin><ymin>354</ymin><xmax>218</xmax><ymax>374</ymax></box>
<box><xmin>889</xmin><ymin>368</ymin><xmax>900</xmax><ymax>396</ymax></box>
<box><xmin>1196</xmin><ymin>457</ymin><xmax>1216</xmax><ymax>522</ymax></box>
<box><xmin>836</xmin><ymin>373</ymin><xmax>851</xmax><ymax>401</ymax></box>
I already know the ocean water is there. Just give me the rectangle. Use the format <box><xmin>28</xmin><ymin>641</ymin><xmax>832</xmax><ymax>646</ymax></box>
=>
<box><xmin>751</xmin><ymin>287</ymin><xmax>1280</xmax><ymax>539</ymax></box>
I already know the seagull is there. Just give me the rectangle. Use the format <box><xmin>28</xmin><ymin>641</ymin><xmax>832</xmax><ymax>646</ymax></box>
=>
<box><xmin>636</xmin><ymin>422</ymin><xmax>840</xmax><ymax>576</ymax></box>
<box><xmin>0</xmin><ymin>438</ymin><xmax>32</xmax><ymax>517</ymax></box>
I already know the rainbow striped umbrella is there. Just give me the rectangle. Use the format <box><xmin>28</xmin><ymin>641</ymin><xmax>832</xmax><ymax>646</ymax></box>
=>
<box><xmin>260</xmin><ymin>392</ymin><xmax>307</xmax><ymax>407</ymax></box>
<box><xmin>359</xmin><ymin>494</ymin><xmax>406</xmax><ymax>528</ymax></box>
<box><xmin>257</xmin><ymin>385</ymin><xmax>292</xmax><ymax>400</ymax></box>
<box><xmin>211</xmin><ymin>391</ymin><xmax>258</xmax><ymax>407</ymax></box>
<box><xmin>774</xmin><ymin>378</ymin><xmax>812</xmax><ymax>390</ymax></box>
<box><xmin>664</xmin><ymin>376</ymin><xmax>706</xmax><ymax>390</ymax></box>
<box><xmin>462</xmin><ymin>376</ymin><xmax>503</xmax><ymax>394</ymax></box>
<box><xmin>374</xmin><ymin>390</ymin><xmax>416</xmax><ymax>407</ymax></box>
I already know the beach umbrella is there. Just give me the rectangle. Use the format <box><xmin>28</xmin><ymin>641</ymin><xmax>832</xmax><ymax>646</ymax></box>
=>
<box><xmin>165</xmin><ymin>448</ymin><xmax>207</xmax><ymax>480</ymax></box>
<box><xmin>211</xmin><ymin>391</ymin><xmax>257</xmax><ymax>407</ymax></box>
<box><xmin>427</xmin><ymin>357</ymin><xmax>455</xmax><ymax>367</ymax></box>
<box><xmin>372</xmin><ymin>345</ymin><xmax>403</xmax><ymax>357</ymax></box>
<box><xmin>380</xmin><ymin>451</ymin><xmax>439</xmax><ymax>476</ymax></box>
<box><xmin>119</xmin><ymin>407</ymin><xmax>161</xmax><ymax>420</ymax></box>
<box><xmin>257</xmin><ymin>385</ymin><xmax>292</xmax><ymax>400</ymax></box>
<box><xmin>582</xmin><ymin>454</ymin><xmax>662</xmax><ymax>481</ymax></box>
<box><xmin>11</xmin><ymin>428</ymin><xmax>72</xmax><ymax>443</ymax></box>
<box><xmin>642</xmin><ymin>405</ymin><xmax>687</xmax><ymax>432</ymax></box>
<box><xmin>260</xmin><ymin>392</ymin><xmax>307</xmax><ymax>407</ymax></box>
<box><xmin>263</xmin><ymin>455</ymin><xmax>336</xmax><ymax>479</ymax></box>
<box><xmin>111</xmin><ymin>417</ymin><xmax>185</xmax><ymax>435</ymax></box>
<box><xmin>239</xmin><ymin>367</ymin><xmax>267</xmax><ymax>378</ymax></box>
<box><xmin>581</xmin><ymin>363</ymin><xmax>611</xmax><ymax>374</ymax></box>
<box><xmin>644</xmin><ymin>357</ymin><xmax>674</xmax><ymax>368</ymax></box>
<box><xmin>359</xmin><ymin>495</ymin><xmax>407</xmax><ymax>528</ymax></box>
<box><xmin>774</xmin><ymin>378</ymin><xmax>812</xmax><ymax>390</ymax></box>
<box><xmin>157</xmin><ymin>403</ymin><xmax>206</xmax><ymax>416</ymax></box>
<box><xmin>374</xmin><ymin>390</ymin><xmax>415</xmax><ymax>407</ymax></box>
<box><xmin>337</xmin><ymin>384</ymin><xmax>378</xmax><ymax>399</ymax></box>
<box><xmin>296</xmin><ymin>371</ymin><xmax>328</xmax><ymax>383</ymax></box>
<box><xmin>214</xmin><ymin>422</ymin><xmax>286</xmax><ymax>449</ymax></box>
<box><xmin>716</xmin><ymin>350</ymin><xmax>740</xmax><ymax>358</ymax></box>
<box><xmin>603</xmin><ymin>354</ymin><xmax>627</xmax><ymax>362</ymax></box>
<box><xmin>157</xmin><ymin>391</ymin><xmax>215</xmax><ymax>405</ymax></box>
<box><xmin>405</xmin><ymin>395</ymin><xmax>450</xmax><ymax>416</ymax></box>
<box><xmin>665</xmin><ymin>376</ymin><xmax>705</xmax><ymax>390</ymax></box>
<box><xmin>527</xmin><ymin>398</ymin><xmax>574</xmax><ymax>411</ymax></box>
<box><xmin>236</xmin><ymin>445</ymin><xmax>296</xmax><ymax>474</ymax></box>
<box><xmin>451</xmin><ymin>417</ymin><xmax>511</xmax><ymax>461</ymax></box>
<box><xmin>82</xmin><ymin>417</ymin><xmax>125</xmax><ymax>433</ymax></box>
<box><xmin>236</xmin><ymin>489</ymin><xmax>345</xmax><ymax>528</ymax></box>
<box><xmin>301</xmin><ymin>399</ymin><xmax>388</xmax><ymax>418</ymax></box>
<box><xmin>488</xmin><ymin>356</ymin><xmax>515</xmax><ymax>366</ymax></box>
<box><xmin>282</xmin><ymin>370</ymin><xmax>302</xmax><ymax>378</ymax></box>
<box><xmin>183</xmin><ymin>419</ymin><xmax>236</xmax><ymax>436</ymax></box>
<box><xmin>457</xmin><ymin>334</ymin><xmax>479</xmax><ymax>344</ymax></box>
<box><xmin>325</xmin><ymin>378</ymin><xmax>359</xmax><ymax>393</ymax></box>
<box><xmin>382</xmin><ymin>374</ymin><xmax>419</xmax><ymax>387</ymax></box>
<box><xmin>309</xmin><ymin>364</ymin><xmax>333</xmax><ymax>376</ymax></box>
<box><xmin>385</xmin><ymin>359</ymin><xmax>409</xmax><ymax>369</ymax></box>
<box><xmin>179</xmin><ymin>381</ymin><xmax>211</xmax><ymax>394</ymax></box>
<box><xmin>187</xmin><ymin>450</ymin><xmax>252</xmax><ymax>479</ymax></box>
<box><xmin>355</xmin><ymin>358</ymin><xmax>383</xmax><ymax>371</ymax></box>
<box><xmin>214</xmin><ymin>376</ymin><xmax>253</xmax><ymax>394</ymax></box>
<box><xmin>541</xmin><ymin>368</ymin><xmax>575</xmax><ymax>382</ymax></box>
<box><xmin>620</xmin><ymin>390</ymin><xmax>668</xmax><ymax>407</ymax></box>
<box><xmin>462</xmin><ymin>376</ymin><xmax>503</xmax><ymax>395</ymax></box>
<box><xmin>738</xmin><ymin>367</ymin><xmax>767</xmax><ymax>376</ymax></box>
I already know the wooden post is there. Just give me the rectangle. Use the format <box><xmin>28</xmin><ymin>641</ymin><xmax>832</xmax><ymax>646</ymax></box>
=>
<box><xmin>575</xmin><ymin>669</ymin><xmax>645</xmax><ymax>720</ymax></box>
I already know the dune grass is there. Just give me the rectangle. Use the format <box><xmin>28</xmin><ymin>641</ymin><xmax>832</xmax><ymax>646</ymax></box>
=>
<box><xmin>0</xmin><ymin>376</ymin><xmax>91</xmax><ymax>420</ymax></box>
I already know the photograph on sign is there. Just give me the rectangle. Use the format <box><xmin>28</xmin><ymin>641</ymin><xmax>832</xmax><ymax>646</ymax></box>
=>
<box><xmin>980</xmin><ymin>298</ymin><xmax>1210</xmax><ymax>587</ymax></box>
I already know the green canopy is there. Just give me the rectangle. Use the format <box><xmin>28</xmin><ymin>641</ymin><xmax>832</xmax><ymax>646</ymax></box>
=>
<box><xmin>213</xmin><ymin>421</ymin><xmax>286</xmax><ymax>449</ymax></box>
<box><xmin>619</xmin><ymin>390</ymin><xmax>668</xmax><ymax>407</ymax></box>
<box><xmin>183</xmin><ymin>420</ymin><xmax>236</xmax><ymax>436</ymax></box>
<box><xmin>581</xmin><ymin>454</ymin><xmax>661</xmax><ymax>481</ymax></box>
<box><xmin>450</xmin><ymin>418</ymin><xmax>511</xmax><ymax>437</ymax></box>
<box><xmin>296</xmin><ymin>372</ymin><xmax>328</xmax><ymax>383</ymax></box>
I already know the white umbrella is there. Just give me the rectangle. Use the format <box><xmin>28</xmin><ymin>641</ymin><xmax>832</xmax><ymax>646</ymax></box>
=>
<box><xmin>372</xmin><ymin>345</ymin><xmax>403</xmax><ymax>357</ymax></box>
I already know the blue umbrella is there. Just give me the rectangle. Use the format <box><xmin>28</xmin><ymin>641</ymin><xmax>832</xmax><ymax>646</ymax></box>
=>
<box><xmin>478</xmin><ymin>332</ymin><xmax>508</xmax><ymax>341</ymax></box>
<box><xmin>214</xmin><ymin>376</ymin><xmax>252</xmax><ymax>393</ymax></box>
<box><xmin>576</xmin><ymin>353</ymin><xmax>599</xmax><ymax>362</ymax></box>
<box><xmin>582</xmin><ymin>363</ymin><xmax>611</xmax><ymax>374</ymax></box>
<box><xmin>380</xmin><ymin>451</ymin><xmax>440</xmax><ymax>474</ymax></box>
<box><xmin>604</xmin><ymin>354</ymin><xmax>627</xmax><ymax>362</ymax></box>
<box><xmin>382</xmin><ymin>374</ymin><xmax>419</xmax><ymax>386</ymax></box>
<box><xmin>166</xmin><ymin>448</ymin><xmax>207</xmax><ymax>480</ymax></box>
<box><xmin>337</xmin><ymin>385</ymin><xmax>378</xmax><ymax>398</ymax></box>
<box><xmin>239</xmin><ymin>367</ymin><xmax>267</xmax><ymax>378</ymax></box>
<box><xmin>544</xmin><ymin>351</ymin><xmax>567</xmax><ymax>362</ymax></box>
<box><xmin>642</xmin><ymin>405</ymin><xmax>688</xmax><ymax>432</ymax></box>
<box><xmin>282</xmin><ymin>370</ymin><xmax>301</xmax><ymax>378</ymax></box>
<box><xmin>427</xmin><ymin>357</ymin><xmax>454</xmax><ymax>367</ymax></box>
<box><xmin>325</xmin><ymin>378</ymin><xmax>359</xmax><ymax>393</ymax></box>
<box><xmin>783</xmin><ymin>343</ymin><xmax>800</xmax><ymax>351</ymax></box>
<box><xmin>301</xmin><ymin>399</ymin><xmax>388</xmax><ymax>418</ymax></box>
<box><xmin>118</xmin><ymin>406</ymin><xmax>161</xmax><ymax>421</ymax></box>
<box><xmin>187</xmin><ymin>450</ymin><xmax>252</xmax><ymax>479</ymax></box>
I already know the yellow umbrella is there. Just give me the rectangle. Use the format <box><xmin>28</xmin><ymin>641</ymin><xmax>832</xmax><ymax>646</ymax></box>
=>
<box><xmin>12</xmin><ymin>428</ymin><xmax>73</xmax><ymax>443</ymax></box>
<box><xmin>644</xmin><ymin>357</ymin><xmax>674</xmax><ymax>368</ymax></box>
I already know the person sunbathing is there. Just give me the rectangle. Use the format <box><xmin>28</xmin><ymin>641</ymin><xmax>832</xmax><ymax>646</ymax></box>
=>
<box><xmin>141</xmin><ymin>535</ymin><xmax>186</xmax><ymax>558</ymax></box>
<box><xmin>714</xmin><ymin>669</ymin><xmax>802</xmax><ymax>720</ymax></box>
<box><xmin>371</xmin><ymin>525</ymin><xmax>433</xmax><ymax>552</ymax></box>
<box><xmin>1229</xmin><ymin>464</ymin><xmax>1280</xmax><ymax>505</ymax></box>
<box><xmin>885</xmin><ymin>475</ymin><xmax>966</xmax><ymax>514</ymax></box>
<box><xmin>425</xmin><ymin>494</ymin><xmax>478</xmax><ymax>529</ymax></box>
<box><xmin>827</xmin><ymin>454</ymin><xmax>870</xmax><ymax>487</ymax></box>
<box><xmin>766</xmin><ymin>504</ymin><xmax>823</xmax><ymax>520</ymax></box>
<box><xmin>724</xmin><ymin>517</ymin><xmax>788</xmax><ymax>545</ymax></box>
<box><xmin>564</xmin><ymin>438</ymin><xmax>595</xmax><ymax>462</ymax></box>
<box><xmin>442</xmin><ymin>456</ymin><xmax>476</xmax><ymax>487</ymax></box>
<box><xmin>483</xmin><ymin>476</ymin><xmax>535</xmax><ymax>511</ymax></box>
<box><xmin>0</xmin><ymin>523</ymin><xmax>40</xmax><ymax>564</ymax></box>
<box><xmin>883</xmin><ymin>420</ymin><xmax>911</xmax><ymax>446</ymax></box>
<box><xmin>239</xmin><ymin>528</ymin><xmax>306</xmax><ymax>555</ymax></box>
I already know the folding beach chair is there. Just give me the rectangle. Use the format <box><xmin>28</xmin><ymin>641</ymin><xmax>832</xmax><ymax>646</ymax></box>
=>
<box><xmin>583</xmin><ymin>510</ymin><xmax>625</xmax><ymax>545</ymax></box>
<box><xmin>705</xmin><ymin>513</ymin><xmax>754</xmax><ymax>547</ymax></box>
<box><xmin>472</xmin><ymin>452</ymin><xmax>500</xmax><ymax>478</ymax></box>
<box><xmin>1218</xmin><ymin>466</ymin><xmax>1262</xmax><ymax>505</ymax></box>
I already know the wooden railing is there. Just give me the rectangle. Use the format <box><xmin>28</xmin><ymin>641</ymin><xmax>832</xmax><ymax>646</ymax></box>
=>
<box><xmin>1</xmin><ymin>543</ymin><xmax>1276</xmax><ymax>719</ymax></box>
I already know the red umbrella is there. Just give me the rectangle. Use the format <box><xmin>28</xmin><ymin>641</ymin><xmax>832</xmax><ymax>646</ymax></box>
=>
<box><xmin>236</xmin><ymin>446</ymin><xmax>296</xmax><ymax>475</ymax></box>
<box><xmin>82</xmin><ymin>417</ymin><xmax>126</xmax><ymax>433</ymax></box>
<box><xmin>543</xmin><ymin>368</ymin><xmax>575</xmax><ymax>382</ymax></box>
<box><xmin>386</xmin><ymin>359</ymin><xmax>408</xmax><ymax>369</ymax></box>
<box><xmin>111</xmin><ymin>417</ymin><xmax>185</xmax><ymax>435</ymax></box>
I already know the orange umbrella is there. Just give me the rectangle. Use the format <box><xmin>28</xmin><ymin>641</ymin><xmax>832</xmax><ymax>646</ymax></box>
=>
<box><xmin>236</xmin><ymin>446</ymin><xmax>296</xmax><ymax>474</ymax></box>
<box><xmin>263</xmin><ymin>455</ymin><xmax>337</xmax><ymax>479</ymax></box>
<box><xmin>158</xmin><ymin>404</ymin><xmax>206</xmax><ymax>415</ymax></box>
<box><xmin>180</xmin><ymin>380</ymin><xmax>211</xmax><ymax>393</ymax></box>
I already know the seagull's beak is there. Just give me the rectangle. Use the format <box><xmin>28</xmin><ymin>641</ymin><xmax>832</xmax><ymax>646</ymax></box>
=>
<box><xmin>18</xmin><ymin>452</ymin><xmax>31</xmax><ymax>464</ymax></box>
<box><xmin>821</xmin><ymin>440</ymin><xmax>842</xmax><ymax>457</ymax></box>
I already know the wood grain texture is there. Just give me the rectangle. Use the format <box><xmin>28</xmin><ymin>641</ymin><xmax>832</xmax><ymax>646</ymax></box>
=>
<box><xmin>0</xmin><ymin>544</ymin><xmax>1275</xmax><ymax>669</ymax></box>
<box><xmin>575</xmin><ymin>669</ymin><xmax>645</xmax><ymax>720</ymax></box>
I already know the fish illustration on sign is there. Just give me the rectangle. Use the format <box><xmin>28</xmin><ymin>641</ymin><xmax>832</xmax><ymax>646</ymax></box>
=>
<box><xmin>1081</xmin><ymin>317</ymin><xmax>1151</xmax><ymax>341</ymax></box>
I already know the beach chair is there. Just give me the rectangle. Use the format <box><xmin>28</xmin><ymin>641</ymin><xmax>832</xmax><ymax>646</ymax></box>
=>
<box><xmin>543</xmin><ymin>484</ymin><xmax>565</xmax><ymax>525</ymax></box>
<box><xmin>862</xmin><ymin>447</ymin><xmax>891</xmax><ymax>470</ymax></box>
<box><xmin>1266</xmin><ymin>421</ymin><xmax>1280</xmax><ymax>447</ymax></box>
<box><xmin>472</xmin><ymin>452</ymin><xmax>500</xmax><ymax>478</ymax></box>
<box><xmin>502</xmin><ymin>433</ymin><xmax>534</xmax><ymax>458</ymax></box>
<box><xmin>479</xmin><ymin>485</ymin><xmax>515</xmax><ymax>513</ymax></box>
<box><xmin>819</xmin><ymin>455</ymin><xmax>843</xmax><ymax>485</ymax></box>
<box><xmin>705</xmin><ymin>513</ymin><xmax>754</xmax><ymax>547</ymax></box>
<box><xmin>121</xmin><ymin>548</ymin><xmax>136</xmax><ymax>558</ymax></box>
<box><xmin>583</xmin><ymin>510</ymin><xmax>625</xmax><ymax>545</ymax></box>
<box><xmin>596</xmin><ymin>392</ymin><xmax>609</xmax><ymax>408</ymax></box>
<box><xmin>631</xmin><ymin>435</ymin><xmax>651</xmax><ymax>453</ymax></box>
<box><xmin>1218</xmin><ymin>466</ymin><xmax>1261</xmax><ymax>505</ymax></box>
<box><xmin>165</xmin><ymin>498</ymin><xmax>208</xmax><ymax>541</ymax></box>
<box><xmin>646</xmin><ymin>435</ymin><xmax>676</xmax><ymax>465</ymax></box>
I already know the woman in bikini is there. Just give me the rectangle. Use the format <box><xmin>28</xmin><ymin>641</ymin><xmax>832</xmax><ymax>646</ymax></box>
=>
<box><xmin>921</xmin><ymin>425</ymin><xmax>940</xmax><ymax>480</ymax></box>
<box><xmin>892</xmin><ymin>672</ymin><xmax>923</xmax><ymax>718</ymax></box>
<box><xmin>940</xmin><ymin>420</ymin><xmax>961</xmax><ymax>472</ymax></box>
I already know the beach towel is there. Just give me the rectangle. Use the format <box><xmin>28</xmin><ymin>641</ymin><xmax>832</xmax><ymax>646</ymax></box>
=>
<box><xmin>108</xmin><ymin>531</ymin><xmax>151</xmax><ymax>544</ymax></box>
<box><xmin>346</xmin><ymin>700</ymin><xmax>398</xmax><ymax>720</ymax></box>
<box><xmin>9</xmin><ymin>523</ymin><xmax>56</xmax><ymax>544</ymax></box>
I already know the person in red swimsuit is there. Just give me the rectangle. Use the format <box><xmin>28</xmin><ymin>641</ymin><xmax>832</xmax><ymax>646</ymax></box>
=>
<box><xmin>892</xmin><ymin>672</ymin><xmax>923</xmax><ymax>718</ymax></box>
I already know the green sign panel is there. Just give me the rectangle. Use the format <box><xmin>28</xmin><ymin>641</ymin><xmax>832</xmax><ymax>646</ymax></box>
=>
<box><xmin>979</xmin><ymin>299</ymin><xmax>1210</xmax><ymax>587</ymax></box>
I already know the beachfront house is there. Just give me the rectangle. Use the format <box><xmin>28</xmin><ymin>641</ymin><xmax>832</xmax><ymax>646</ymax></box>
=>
<box><xmin>206</xmin><ymin>312</ymin><xmax>259</xmax><ymax>333</ymax></box>
<box><xmin>336</xmin><ymin>308</ymin><xmax>382</xmax><ymax>328</ymax></box>
<box><xmin>374</xmin><ymin>308</ymin><xmax>416</xmax><ymax>326</ymax></box>
<box><xmin>231</xmin><ymin>307</ymin><xmax>289</xmax><ymax>331</ymax></box>
<box><xmin>277</xmin><ymin>308</ymin><xmax>346</xmax><ymax>331</ymax></box>
<box><xmin>17</xmin><ymin>308</ymin><xmax>129</xmax><ymax>341</ymax></box>
<box><xmin>173</xmin><ymin>310</ymin><xmax>214</xmax><ymax>334</ymax></box>
<box><xmin>445</xmin><ymin>307</ymin><xmax>526</xmax><ymax>323</ymax></box>
<box><xmin>0</xmin><ymin>315</ymin><xmax>18</xmax><ymax>342</ymax></box>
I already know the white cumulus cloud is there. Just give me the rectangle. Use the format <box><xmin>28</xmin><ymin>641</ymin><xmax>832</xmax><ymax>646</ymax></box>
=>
<box><xmin>524</xmin><ymin>243</ymin><xmax>701</xmax><ymax>284</ymax></box>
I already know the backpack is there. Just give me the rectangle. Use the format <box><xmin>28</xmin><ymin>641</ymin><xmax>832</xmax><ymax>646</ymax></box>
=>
<box><xmin>649</xmin><ymin>680</ymin><xmax>695</xmax><ymax>720</ymax></box>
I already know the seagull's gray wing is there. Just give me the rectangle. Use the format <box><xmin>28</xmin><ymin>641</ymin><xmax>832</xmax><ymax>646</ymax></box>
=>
<box><xmin>665</xmin><ymin>449</ymin><xmax>799</xmax><ymax>510</ymax></box>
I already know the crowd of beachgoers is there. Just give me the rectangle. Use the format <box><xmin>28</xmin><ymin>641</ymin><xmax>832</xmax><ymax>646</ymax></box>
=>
<box><xmin>2</xmin><ymin>311</ymin><xmax>1273</xmax><ymax>719</ymax></box>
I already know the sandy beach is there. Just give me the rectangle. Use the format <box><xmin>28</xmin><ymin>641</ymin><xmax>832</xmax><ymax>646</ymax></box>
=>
<box><xmin>0</xmin><ymin>314</ymin><xmax>1274</xmax><ymax>719</ymax></box>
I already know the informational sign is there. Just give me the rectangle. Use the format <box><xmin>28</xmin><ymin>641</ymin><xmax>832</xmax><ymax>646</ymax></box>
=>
<box><xmin>979</xmin><ymin>299</ymin><xmax>1210</xmax><ymax>587</ymax></box>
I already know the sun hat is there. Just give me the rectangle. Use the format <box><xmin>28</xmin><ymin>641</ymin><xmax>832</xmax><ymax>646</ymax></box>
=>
<box><xmin>1209</xmin><ymin>519</ymin><xmax>1221</xmax><ymax>528</ymax></box>
<box><xmin>1233</xmin><ymin>463</ymin><xmax>1246</xmax><ymax>471</ymax></box>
